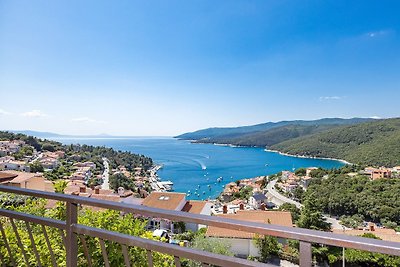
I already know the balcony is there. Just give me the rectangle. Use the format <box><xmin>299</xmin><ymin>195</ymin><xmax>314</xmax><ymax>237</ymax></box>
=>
<box><xmin>0</xmin><ymin>185</ymin><xmax>399</xmax><ymax>267</ymax></box>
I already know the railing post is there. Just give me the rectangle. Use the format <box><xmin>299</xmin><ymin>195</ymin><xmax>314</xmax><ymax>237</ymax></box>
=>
<box><xmin>66</xmin><ymin>201</ymin><xmax>78</xmax><ymax>267</ymax></box>
<box><xmin>299</xmin><ymin>241</ymin><xmax>312</xmax><ymax>267</ymax></box>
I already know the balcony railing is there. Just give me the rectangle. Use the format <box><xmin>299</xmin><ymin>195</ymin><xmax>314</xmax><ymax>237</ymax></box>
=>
<box><xmin>0</xmin><ymin>185</ymin><xmax>399</xmax><ymax>267</ymax></box>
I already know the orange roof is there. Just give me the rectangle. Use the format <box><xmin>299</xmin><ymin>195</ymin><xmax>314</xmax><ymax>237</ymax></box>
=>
<box><xmin>64</xmin><ymin>184</ymin><xmax>81</xmax><ymax>194</ymax></box>
<box><xmin>142</xmin><ymin>192</ymin><xmax>186</xmax><ymax>211</ymax></box>
<box><xmin>332</xmin><ymin>229</ymin><xmax>400</xmax><ymax>243</ymax></box>
<box><xmin>0</xmin><ymin>171</ymin><xmax>18</xmax><ymax>181</ymax></box>
<box><xmin>181</xmin><ymin>200</ymin><xmax>207</xmax><ymax>214</ymax></box>
<box><xmin>90</xmin><ymin>194</ymin><xmax>121</xmax><ymax>202</ymax></box>
<box><xmin>206</xmin><ymin>210</ymin><xmax>293</xmax><ymax>239</ymax></box>
<box><xmin>1</xmin><ymin>170</ymin><xmax>43</xmax><ymax>183</ymax></box>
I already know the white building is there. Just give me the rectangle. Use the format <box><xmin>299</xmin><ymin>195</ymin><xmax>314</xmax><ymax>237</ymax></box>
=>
<box><xmin>248</xmin><ymin>192</ymin><xmax>267</xmax><ymax>209</ymax></box>
<box><xmin>0</xmin><ymin>158</ymin><xmax>30</xmax><ymax>172</ymax></box>
<box><xmin>141</xmin><ymin>192</ymin><xmax>211</xmax><ymax>233</ymax></box>
<box><xmin>206</xmin><ymin>210</ymin><xmax>293</xmax><ymax>258</ymax></box>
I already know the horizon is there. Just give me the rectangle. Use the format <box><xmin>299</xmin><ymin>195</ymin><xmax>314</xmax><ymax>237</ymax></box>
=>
<box><xmin>1</xmin><ymin>1</ymin><xmax>400</xmax><ymax>135</ymax></box>
<box><xmin>3</xmin><ymin>116</ymin><xmax>390</xmax><ymax>137</ymax></box>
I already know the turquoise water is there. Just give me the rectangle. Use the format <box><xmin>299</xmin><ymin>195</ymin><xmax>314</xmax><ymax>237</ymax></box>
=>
<box><xmin>55</xmin><ymin>137</ymin><xmax>344</xmax><ymax>200</ymax></box>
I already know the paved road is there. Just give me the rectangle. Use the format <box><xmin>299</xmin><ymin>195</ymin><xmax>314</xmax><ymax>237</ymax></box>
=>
<box><xmin>266</xmin><ymin>179</ymin><xmax>347</xmax><ymax>230</ymax></box>
<box><xmin>101</xmin><ymin>157</ymin><xmax>110</xmax><ymax>190</ymax></box>
<box><xmin>267</xmin><ymin>179</ymin><xmax>303</xmax><ymax>209</ymax></box>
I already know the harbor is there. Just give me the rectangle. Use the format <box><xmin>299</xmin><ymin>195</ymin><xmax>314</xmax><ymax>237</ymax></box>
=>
<box><xmin>149</xmin><ymin>164</ymin><xmax>174</xmax><ymax>192</ymax></box>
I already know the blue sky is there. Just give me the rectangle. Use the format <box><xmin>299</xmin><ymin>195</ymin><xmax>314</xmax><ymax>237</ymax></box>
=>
<box><xmin>1</xmin><ymin>1</ymin><xmax>399</xmax><ymax>136</ymax></box>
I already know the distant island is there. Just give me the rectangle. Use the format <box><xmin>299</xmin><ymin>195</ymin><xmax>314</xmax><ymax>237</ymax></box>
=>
<box><xmin>176</xmin><ymin>117</ymin><xmax>400</xmax><ymax>167</ymax></box>
<box><xmin>7</xmin><ymin>130</ymin><xmax>137</xmax><ymax>139</ymax></box>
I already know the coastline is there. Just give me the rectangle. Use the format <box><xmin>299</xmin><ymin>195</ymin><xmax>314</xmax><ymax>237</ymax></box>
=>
<box><xmin>265</xmin><ymin>148</ymin><xmax>352</xmax><ymax>165</ymax></box>
<box><xmin>186</xmin><ymin>138</ymin><xmax>351</xmax><ymax>165</ymax></box>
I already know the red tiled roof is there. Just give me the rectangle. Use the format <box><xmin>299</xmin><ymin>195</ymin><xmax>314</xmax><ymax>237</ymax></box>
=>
<box><xmin>142</xmin><ymin>192</ymin><xmax>186</xmax><ymax>211</ymax></box>
<box><xmin>181</xmin><ymin>200</ymin><xmax>207</xmax><ymax>214</ymax></box>
<box><xmin>206</xmin><ymin>210</ymin><xmax>293</xmax><ymax>239</ymax></box>
<box><xmin>332</xmin><ymin>229</ymin><xmax>400</xmax><ymax>243</ymax></box>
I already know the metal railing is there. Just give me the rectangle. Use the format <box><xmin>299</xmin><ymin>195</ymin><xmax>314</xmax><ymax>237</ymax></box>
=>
<box><xmin>0</xmin><ymin>185</ymin><xmax>399</xmax><ymax>267</ymax></box>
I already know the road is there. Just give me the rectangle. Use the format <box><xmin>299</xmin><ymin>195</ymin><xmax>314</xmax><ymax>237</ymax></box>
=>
<box><xmin>267</xmin><ymin>179</ymin><xmax>347</xmax><ymax>230</ymax></box>
<box><xmin>101</xmin><ymin>157</ymin><xmax>110</xmax><ymax>190</ymax></box>
<box><xmin>267</xmin><ymin>179</ymin><xmax>303</xmax><ymax>209</ymax></box>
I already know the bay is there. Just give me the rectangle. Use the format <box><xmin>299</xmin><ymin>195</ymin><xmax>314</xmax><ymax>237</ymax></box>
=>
<box><xmin>54</xmin><ymin>137</ymin><xmax>344</xmax><ymax>200</ymax></box>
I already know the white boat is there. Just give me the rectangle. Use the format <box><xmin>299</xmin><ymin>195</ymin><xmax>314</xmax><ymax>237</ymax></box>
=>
<box><xmin>159</xmin><ymin>181</ymin><xmax>174</xmax><ymax>191</ymax></box>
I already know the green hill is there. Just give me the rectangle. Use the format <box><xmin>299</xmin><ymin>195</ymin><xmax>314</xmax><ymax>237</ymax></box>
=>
<box><xmin>270</xmin><ymin>118</ymin><xmax>400</xmax><ymax>167</ymax></box>
<box><xmin>176</xmin><ymin>118</ymin><xmax>373</xmax><ymax>140</ymax></box>
<box><xmin>194</xmin><ymin>124</ymin><xmax>340</xmax><ymax>147</ymax></box>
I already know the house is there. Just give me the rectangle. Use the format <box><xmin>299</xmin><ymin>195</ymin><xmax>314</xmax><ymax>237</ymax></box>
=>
<box><xmin>64</xmin><ymin>183</ymin><xmax>134</xmax><ymax>211</ymax></box>
<box><xmin>39</xmin><ymin>157</ymin><xmax>59</xmax><ymax>169</ymax></box>
<box><xmin>0</xmin><ymin>157</ymin><xmax>30</xmax><ymax>172</ymax></box>
<box><xmin>332</xmin><ymin>223</ymin><xmax>400</xmax><ymax>243</ymax></box>
<box><xmin>0</xmin><ymin>147</ymin><xmax>7</xmax><ymax>157</ymax></box>
<box><xmin>280</xmin><ymin>178</ymin><xmax>298</xmax><ymax>193</ymax></box>
<box><xmin>0</xmin><ymin>171</ymin><xmax>18</xmax><ymax>184</ymax></box>
<box><xmin>281</xmin><ymin>171</ymin><xmax>292</xmax><ymax>181</ymax></box>
<box><xmin>300</xmin><ymin>176</ymin><xmax>312</xmax><ymax>189</ymax></box>
<box><xmin>206</xmin><ymin>210</ymin><xmax>293</xmax><ymax>258</ymax></box>
<box><xmin>248</xmin><ymin>192</ymin><xmax>267</xmax><ymax>209</ymax></box>
<box><xmin>0</xmin><ymin>140</ymin><xmax>25</xmax><ymax>154</ymax></box>
<box><xmin>305</xmin><ymin>167</ymin><xmax>318</xmax><ymax>177</ymax></box>
<box><xmin>364</xmin><ymin>167</ymin><xmax>392</xmax><ymax>180</ymax></box>
<box><xmin>70</xmin><ymin>166</ymin><xmax>93</xmax><ymax>181</ymax></box>
<box><xmin>73</xmin><ymin>161</ymin><xmax>96</xmax><ymax>169</ymax></box>
<box><xmin>141</xmin><ymin>192</ymin><xmax>187</xmax><ymax>232</ymax></box>
<box><xmin>0</xmin><ymin>170</ymin><xmax>54</xmax><ymax>192</ymax></box>
<box><xmin>141</xmin><ymin>192</ymin><xmax>211</xmax><ymax>233</ymax></box>
<box><xmin>181</xmin><ymin>200</ymin><xmax>213</xmax><ymax>231</ymax></box>
<box><xmin>392</xmin><ymin>166</ymin><xmax>400</xmax><ymax>173</ymax></box>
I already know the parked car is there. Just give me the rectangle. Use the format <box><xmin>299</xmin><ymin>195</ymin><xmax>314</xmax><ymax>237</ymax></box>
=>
<box><xmin>152</xmin><ymin>229</ymin><xmax>169</xmax><ymax>241</ymax></box>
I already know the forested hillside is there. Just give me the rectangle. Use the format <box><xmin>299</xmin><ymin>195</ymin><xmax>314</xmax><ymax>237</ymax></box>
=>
<box><xmin>304</xmin><ymin>174</ymin><xmax>400</xmax><ymax>223</ymax></box>
<box><xmin>0</xmin><ymin>131</ymin><xmax>153</xmax><ymax>171</ymax></box>
<box><xmin>194</xmin><ymin>124</ymin><xmax>339</xmax><ymax>147</ymax></box>
<box><xmin>270</xmin><ymin>118</ymin><xmax>400</xmax><ymax>167</ymax></box>
<box><xmin>176</xmin><ymin>118</ymin><xmax>372</xmax><ymax>141</ymax></box>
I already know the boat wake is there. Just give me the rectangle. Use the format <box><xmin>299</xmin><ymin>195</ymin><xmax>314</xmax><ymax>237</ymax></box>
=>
<box><xmin>193</xmin><ymin>159</ymin><xmax>207</xmax><ymax>170</ymax></box>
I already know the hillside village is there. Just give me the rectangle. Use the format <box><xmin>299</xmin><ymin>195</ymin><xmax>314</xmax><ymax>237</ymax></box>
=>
<box><xmin>1</xmin><ymin>133</ymin><xmax>400</xmax><ymax>265</ymax></box>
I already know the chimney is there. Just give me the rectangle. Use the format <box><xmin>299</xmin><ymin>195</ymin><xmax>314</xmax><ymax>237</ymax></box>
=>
<box><xmin>260</xmin><ymin>203</ymin><xmax>266</xmax><ymax>211</ymax></box>
<box><xmin>118</xmin><ymin>187</ymin><xmax>125</xmax><ymax>196</ymax></box>
<box><xmin>239</xmin><ymin>203</ymin><xmax>244</xmax><ymax>210</ymax></box>
<box><xmin>223</xmin><ymin>205</ymin><xmax>228</xmax><ymax>214</ymax></box>
<box><xmin>79</xmin><ymin>186</ymin><xmax>86</xmax><ymax>193</ymax></box>
<box><xmin>94</xmin><ymin>186</ymin><xmax>100</xmax><ymax>194</ymax></box>
<box><xmin>369</xmin><ymin>223</ymin><xmax>375</xmax><ymax>232</ymax></box>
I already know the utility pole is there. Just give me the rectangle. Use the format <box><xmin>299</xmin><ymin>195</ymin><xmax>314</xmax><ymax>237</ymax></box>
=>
<box><xmin>342</xmin><ymin>225</ymin><xmax>346</xmax><ymax>267</ymax></box>
<box><xmin>342</xmin><ymin>247</ymin><xmax>345</xmax><ymax>267</ymax></box>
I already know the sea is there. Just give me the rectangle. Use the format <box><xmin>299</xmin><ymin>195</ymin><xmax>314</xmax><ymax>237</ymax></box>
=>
<box><xmin>53</xmin><ymin>137</ymin><xmax>344</xmax><ymax>200</ymax></box>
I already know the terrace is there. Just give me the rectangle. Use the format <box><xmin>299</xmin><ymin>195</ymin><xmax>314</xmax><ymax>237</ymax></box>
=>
<box><xmin>0</xmin><ymin>185</ymin><xmax>399</xmax><ymax>267</ymax></box>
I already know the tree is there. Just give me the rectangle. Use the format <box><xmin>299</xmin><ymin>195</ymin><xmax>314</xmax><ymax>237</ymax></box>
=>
<box><xmin>302</xmin><ymin>174</ymin><xmax>400</xmax><ymax>223</ymax></box>
<box><xmin>278</xmin><ymin>203</ymin><xmax>301</xmax><ymax>222</ymax></box>
<box><xmin>297</xmin><ymin>200</ymin><xmax>331</xmax><ymax>231</ymax></box>
<box><xmin>191</xmin><ymin>236</ymin><xmax>233</xmax><ymax>256</ymax></box>
<box><xmin>344</xmin><ymin>233</ymin><xmax>400</xmax><ymax>267</ymax></box>
<box><xmin>254</xmin><ymin>235</ymin><xmax>281</xmax><ymax>263</ymax></box>
<box><xmin>309</xmin><ymin>168</ymin><xmax>327</xmax><ymax>178</ymax></box>
<box><xmin>29</xmin><ymin>161</ymin><xmax>44</xmax><ymax>173</ymax></box>
<box><xmin>339</xmin><ymin>214</ymin><xmax>364</xmax><ymax>229</ymax></box>
<box><xmin>187</xmin><ymin>235</ymin><xmax>233</xmax><ymax>266</ymax></box>
<box><xmin>292</xmin><ymin>186</ymin><xmax>304</xmax><ymax>202</ymax></box>
<box><xmin>54</xmin><ymin>180</ymin><xmax>68</xmax><ymax>194</ymax></box>
<box><xmin>42</xmin><ymin>143</ymin><xmax>56</xmax><ymax>152</ymax></box>
<box><xmin>381</xmin><ymin>219</ymin><xmax>398</xmax><ymax>229</ymax></box>
<box><xmin>295</xmin><ymin>168</ymin><xmax>306</xmax><ymax>176</ymax></box>
<box><xmin>0</xmin><ymin>198</ymin><xmax>175</xmax><ymax>267</ymax></box>
<box><xmin>109</xmin><ymin>173</ymin><xmax>135</xmax><ymax>191</ymax></box>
